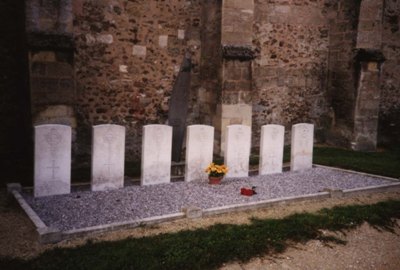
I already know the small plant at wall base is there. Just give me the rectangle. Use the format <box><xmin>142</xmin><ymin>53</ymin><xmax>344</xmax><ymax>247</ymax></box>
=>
<box><xmin>205</xmin><ymin>163</ymin><xmax>228</xmax><ymax>184</ymax></box>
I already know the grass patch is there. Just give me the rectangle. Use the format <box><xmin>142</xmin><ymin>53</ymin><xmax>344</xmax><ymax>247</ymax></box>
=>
<box><xmin>1</xmin><ymin>200</ymin><xmax>399</xmax><ymax>270</ymax></box>
<box><xmin>250</xmin><ymin>145</ymin><xmax>400</xmax><ymax>178</ymax></box>
<box><xmin>313</xmin><ymin>146</ymin><xmax>400</xmax><ymax>178</ymax></box>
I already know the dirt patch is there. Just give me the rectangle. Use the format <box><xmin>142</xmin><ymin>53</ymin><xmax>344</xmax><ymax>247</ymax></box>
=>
<box><xmin>1</xmin><ymin>189</ymin><xmax>400</xmax><ymax>269</ymax></box>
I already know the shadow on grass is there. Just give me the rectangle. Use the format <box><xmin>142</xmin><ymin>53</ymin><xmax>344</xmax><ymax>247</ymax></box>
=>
<box><xmin>1</xmin><ymin>200</ymin><xmax>399</xmax><ymax>270</ymax></box>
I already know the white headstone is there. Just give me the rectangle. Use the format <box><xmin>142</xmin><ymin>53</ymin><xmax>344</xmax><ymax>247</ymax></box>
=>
<box><xmin>34</xmin><ymin>124</ymin><xmax>71</xmax><ymax>197</ymax></box>
<box><xmin>225</xmin><ymin>125</ymin><xmax>251</xmax><ymax>178</ymax></box>
<box><xmin>259</xmin><ymin>124</ymin><xmax>285</xmax><ymax>175</ymax></box>
<box><xmin>290</xmin><ymin>123</ymin><xmax>314</xmax><ymax>171</ymax></box>
<box><xmin>91</xmin><ymin>124</ymin><xmax>125</xmax><ymax>191</ymax></box>
<box><xmin>141</xmin><ymin>125</ymin><xmax>172</xmax><ymax>185</ymax></box>
<box><xmin>185</xmin><ymin>125</ymin><xmax>214</xmax><ymax>182</ymax></box>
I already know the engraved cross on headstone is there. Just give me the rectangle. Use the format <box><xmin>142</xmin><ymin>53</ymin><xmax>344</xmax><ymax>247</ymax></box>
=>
<box><xmin>268</xmin><ymin>152</ymin><xmax>276</xmax><ymax>166</ymax></box>
<box><xmin>47</xmin><ymin>159</ymin><xmax>59</xmax><ymax>180</ymax></box>
<box><xmin>103</xmin><ymin>128</ymin><xmax>115</xmax><ymax>177</ymax></box>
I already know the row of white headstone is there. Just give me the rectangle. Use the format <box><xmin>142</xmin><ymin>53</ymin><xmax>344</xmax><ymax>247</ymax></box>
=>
<box><xmin>33</xmin><ymin>123</ymin><xmax>314</xmax><ymax>197</ymax></box>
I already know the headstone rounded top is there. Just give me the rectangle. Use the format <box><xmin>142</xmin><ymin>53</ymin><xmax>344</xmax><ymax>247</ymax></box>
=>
<box><xmin>292</xmin><ymin>123</ymin><xmax>314</xmax><ymax>128</ymax></box>
<box><xmin>35</xmin><ymin>124</ymin><xmax>71</xmax><ymax>129</ymax></box>
<box><xmin>188</xmin><ymin>124</ymin><xmax>214</xmax><ymax>130</ymax></box>
<box><xmin>262</xmin><ymin>124</ymin><xmax>284</xmax><ymax>128</ymax></box>
<box><xmin>145</xmin><ymin>124</ymin><xmax>172</xmax><ymax>129</ymax></box>
<box><xmin>93</xmin><ymin>124</ymin><xmax>125</xmax><ymax>130</ymax></box>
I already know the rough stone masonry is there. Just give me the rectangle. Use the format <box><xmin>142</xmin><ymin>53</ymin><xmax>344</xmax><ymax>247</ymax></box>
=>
<box><xmin>1</xmin><ymin>0</ymin><xmax>399</xmax><ymax>174</ymax></box>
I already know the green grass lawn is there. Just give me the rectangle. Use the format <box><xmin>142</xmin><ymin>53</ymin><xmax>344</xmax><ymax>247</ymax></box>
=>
<box><xmin>1</xmin><ymin>200</ymin><xmax>400</xmax><ymax>270</ymax></box>
<box><xmin>312</xmin><ymin>146</ymin><xmax>400</xmax><ymax>178</ymax></box>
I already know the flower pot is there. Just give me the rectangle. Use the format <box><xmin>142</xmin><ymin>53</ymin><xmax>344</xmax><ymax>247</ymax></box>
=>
<box><xmin>208</xmin><ymin>176</ymin><xmax>223</xmax><ymax>185</ymax></box>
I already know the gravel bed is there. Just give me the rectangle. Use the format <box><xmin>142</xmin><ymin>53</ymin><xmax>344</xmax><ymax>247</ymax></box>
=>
<box><xmin>23</xmin><ymin>167</ymin><xmax>395</xmax><ymax>231</ymax></box>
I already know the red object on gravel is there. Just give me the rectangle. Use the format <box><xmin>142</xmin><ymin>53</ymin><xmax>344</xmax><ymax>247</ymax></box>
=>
<box><xmin>240</xmin><ymin>187</ymin><xmax>256</xmax><ymax>196</ymax></box>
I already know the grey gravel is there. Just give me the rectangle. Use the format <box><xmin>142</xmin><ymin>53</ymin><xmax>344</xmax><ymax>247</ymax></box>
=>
<box><xmin>23</xmin><ymin>167</ymin><xmax>395</xmax><ymax>231</ymax></box>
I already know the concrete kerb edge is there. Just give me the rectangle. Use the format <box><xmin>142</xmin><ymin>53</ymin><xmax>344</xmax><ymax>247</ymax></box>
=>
<box><xmin>313</xmin><ymin>164</ymin><xmax>400</xmax><ymax>182</ymax></box>
<box><xmin>61</xmin><ymin>213</ymin><xmax>185</xmax><ymax>240</ymax></box>
<box><xmin>7</xmin><ymin>185</ymin><xmax>62</xmax><ymax>244</ymax></box>
<box><xmin>9</xmin><ymin>171</ymin><xmax>400</xmax><ymax>244</ymax></box>
<box><xmin>343</xmin><ymin>182</ymin><xmax>400</xmax><ymax>197</ymax></box>
<box><xmin>203</xmin><ymin>192</ymin><xmax>331</xmax><ymax>216</ymax></box>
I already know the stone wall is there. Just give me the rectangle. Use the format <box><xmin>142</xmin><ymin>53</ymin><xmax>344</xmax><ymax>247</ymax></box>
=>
<box><xmin>252</xmin><ymin>0</ymin><xmax>333</xmax><ymax>147</ymax></box>
<box><xmin>12</xmin><ymin>0</ymin><xmax>400</xmax><ymax>170</ymax></box>
<box><xmin>73</xmin><ymin>0</ymin><xmax>202</xmax><ymax>159</ymax></box>
<box><xmin>380</xmin><ymin>0</ymin><xmax>400</xmax><ymax>145</ymax></box>
<box><xmin>326</xmin><ymin>0</ymin><xmax>361</xmax><ymax>146</ymax></box>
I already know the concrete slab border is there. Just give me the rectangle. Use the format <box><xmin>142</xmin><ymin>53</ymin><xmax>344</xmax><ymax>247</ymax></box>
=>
<box><xmin>7</xmin><ymin>166</ymin><xmax>400</xmax><ymax>244</ymax></box>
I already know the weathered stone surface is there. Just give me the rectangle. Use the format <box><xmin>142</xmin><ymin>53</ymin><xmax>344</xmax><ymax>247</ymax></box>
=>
<box><xmin>158</xmin><ymin>35</ymin><xmax>168</xmax><ymax>48</ymax></box>
<box><xmin>132</xmin><ymin>45</ymin><xmax>146</xmax><ymax>57</ymax></box>
<box><xmin>73</xmin><ymin>0</ymin><xmax>202</xmax><ymax>160</ymax></box>
<box><xmin>352</xmin><ymin>61</ymin><xmax>381</xmax><ymax>151</ymax></box>
<box><xmin>185</xmin><ymin>125</ymin><xmax>214</xmax><ymax>182</ymax></box>
<box><xmin>141</xmin><ymin>125</ymin><xmax>172</xmax><ymax>185</ymax></box>
<box><xmin>182</xmin><ymin>206</ymin><xmax>202</xmax><ymax>219</ymax></box>
<box><xmin>34</xmin><ymin>124</ymin><xmax>71</xmax><ymax>197</ymax></box>
<box><xmin>225</xmin><ymin>125</ymin><xmax>251</xmax><ymax>178</ymax></box>
<box><xmin>290</xmin><ymin>123</ymin><xmax>314</xmax><ymax>172</ymax></box>
<box><xmin>168</xmin><ymin>53</ymin><xmax>192</xmax><ymax>162</ymax></box>
<box><xmin>91</xmin><ymin>124</ymin><xmax>125</xmax><ymax>191</ymax></box>
<box><xmin>259</xmin><ymin>124</ymin><xmax>284</xmax><ymax>175</ymax></box>
<box><xmin>222</xmin><ymin>45</ymin><xmax>256</xmax><ymax>60</ymax></box>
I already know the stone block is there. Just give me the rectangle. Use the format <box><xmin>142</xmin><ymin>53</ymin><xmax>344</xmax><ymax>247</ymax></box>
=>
<box><xmin>141</xmin><ymin>125</ymin><xmax>172</xmax><ymax>185</ymax></box>
<box><xmin>91</xmin><ymin>124</ymin><xmax>125</xmax><ymax>191</ymax></box>
<box><xmin>96</xmin><ymin>34</ymin><xmax>113</xmax><ymax>44</ymax></box>
<box><xmin>7</xmin><ymin>183</ymin><xmax>22</xmax><ymax>193</ymax></box>
<box><xmin>182</xmin><ymin>206</ymin><xmax>203</xmax><ymax>219</ymax></box>
<box><xmin>225</xmin><ymin>125</ymin><xmax>251</xmax><ymax>177</ymax></box>
<box><xmin>290</xmin><ymin>123</ymin><xmax>314</xmax><ymax>172</ymax></box>
<box><xmin>119</xmin><ymin>65</ymin><xmax>128</xmax><ymax>73</ymax></box>
<box><xmin>178</xmin><ymin>29</ymin><xmax>185</xmax><ymax>40</ymax></box>
<box><xmin>37</xmin><ymin>227</ymin><xmax>62</xmax><ymax>244</ymax></box>
<box><xmin>132</xmin><ymin>45</ymin><xmax>146</xmax><ymax>57</ymax></box>
<box><xmin>159</xmin><ymin>35</ymin><xmax>168</xmax><ymax>48</ymax></box>
<box><xmin>259</xmin><ymin>124</ymin><xmax>285</xmax><ymax>175</ymax></box>
<box><xmin>34</xmin><ymin>124</ymin><xmax>71</xmax><ymax>197</ymax></box>
<box><xmin>185</xmin><ymin>125</ymin><xmax>214</xmax><ymax>182</ymax></box>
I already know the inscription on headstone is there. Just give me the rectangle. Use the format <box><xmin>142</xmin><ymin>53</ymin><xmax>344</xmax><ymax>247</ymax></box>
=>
<box><xmin>34</xmin><ymin>125</ymin><xmax>71</xmax><ymax>197</ymax></box>
<box><xmin>185</xmin><ymin>125</ymin><xmax>214</xmax><ymax>182</ymax></box>
<box><xmin>290</xmin><ymin>123</ymin><xmax>314</xmax><ymax>171</ymax></box>
<box><xmin>225</xmin><ymin>125</ymin><xmax>251</xmax><ymax>178</ymax></box>
<box><xmin>259</xmin><ymin>124</ymin><xmax>285</xmax><ymax>175</ymax></box>
<box><xmin>91</xmin><ymin>124</ymin><xmax>125</xmax><ymax>191</ymax></box>
<box><xmin>141</xmin><ymin>125</ymin><xmax>172</xmax><ymax>185</ymax></box>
